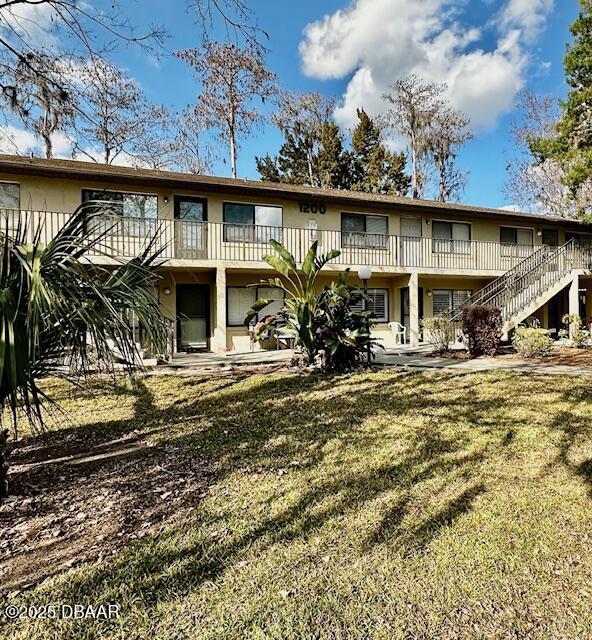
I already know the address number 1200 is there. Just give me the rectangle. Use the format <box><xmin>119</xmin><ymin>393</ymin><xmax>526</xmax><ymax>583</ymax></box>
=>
<box><xmin>299</xmin><ymin>202</ymin><xmax>326</xmax><ymax>214</ymax></box>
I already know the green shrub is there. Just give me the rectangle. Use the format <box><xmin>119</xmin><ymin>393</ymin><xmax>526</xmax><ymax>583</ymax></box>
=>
<box><xmin>247</xmin><ymin>240</ymin><xmax>380</xmax><ymax>371</ymax></box>
<box><xmin>512</xmin><ymin>327</ymin><xmax>554</xmax><ymax>358</ymax></box>
<box><xmin>560</xmin><ymin>314</ymin><xmax>590</xmax><ymax>348</ymax></box>
<box><xmin>421</xmin><ymin>317</ymin><xmax>454</xmax><ymax>352</ymax></box>
<box><xmin>462</xmin><ymin>305</ymin><xmax>502</xmax><ymax>357</ymax></box>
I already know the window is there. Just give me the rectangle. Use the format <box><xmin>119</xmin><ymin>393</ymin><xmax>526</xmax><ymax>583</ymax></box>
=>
<box><xmin>541</xmin><ymin>228</ymin><xmax>559</xmax><ymax>246</ymax></box>
<box><xmin>432</xmin><ymin>221</ymin><xmax>471</xmax><ymax>254</ymax></box>
<box><xmin>341</xmin><ymin>213</ymin><xmax>388</xmax><ymax>248</ymax></box>
<box><xmin>227</xmin><ymin>286</ymin><xmax>284</xmax><ymax>327</ymax></box>
<box><xmin>432</xmin><ymin>290</ymin><xmax>472</xmax><ymax>316</ymax></box>
<box><xmin>223</xmin><ymin>203</ymin><xmax>283</xmax><ymax>242</ymax></box>
<box><xmin>500</xmin><ymin>226</ymin><xmax>534</xmax><ymax>257</ymax></box>
<box><xmin>351</xmin><ymin>288</ymin><xmax>389</xmax><ymax>322</ymax></box>
<box><xmin>566</xmin><ymin>232</ymin><xmax>592</xmax><ymax>245</ymax></box>
<box><xmin>0</xmin><ymin>183</ymin><xmax>19</xmax><ymax>209</ymax></box>
<box><xmin>82</xmin><ymin>189</ymin><xmax>158</xmax><ymax>237</ymax></box>
<box><xmin>82</xmin><ymin>190</ymin><xmax>157</xmax><ymax>218</ymax></box>
<box><xmin>174</xmin><ymin>196</ymin><xmax>206</xmax><ymax>221</ymax></box>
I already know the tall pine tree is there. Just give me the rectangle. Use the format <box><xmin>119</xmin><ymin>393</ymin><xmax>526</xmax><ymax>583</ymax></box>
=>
<box><xmin>350</xmin><ymin>109</ymin><xmax>411</xmax><ymax>196</ymax></box>
<box><xmin>317</xmin><ymin>120</ymin><xmax>351</xmax><ymax>189</ymax></box>
<box><xmin>532</xmin><ymin>0</ymin><xmax>592</xmax><ymax>213</ymax></box>
<box><xmin>256</xmin><ymin>116</ymin><xmax>351</xmax><ymax>188</ymax></box>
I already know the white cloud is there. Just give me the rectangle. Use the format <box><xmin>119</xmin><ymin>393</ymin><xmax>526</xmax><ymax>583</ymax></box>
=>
<box><xmin>497</xmin><ymin>0</ymin><xmax>555</xmax><ymax>42</ymax></box>
<box><xmin>0</xmin><ymin>1</ymin><xmax>59</xmax><ymax>51</ymax></box>
<box><xmin>299</xmin><ymin>0</ymin><xmax>554</xmax><ymax>134</ymax></box>
<box><xmin>0</xmin><ymin>125</ymin><xmax>74</xmax><ymax>158</ymax></box>
<box><xmin>0</xmin><ymin>125</ymin><xmax>39</xmax><ymax>155</ymax></box>
<box><xmin>0</xmin><ymin>124</ymin><xmax>141</xmax><ymax>169</ymax></box>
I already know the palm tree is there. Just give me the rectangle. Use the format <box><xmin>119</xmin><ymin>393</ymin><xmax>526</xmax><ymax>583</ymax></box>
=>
<box><xmin>0</xmin><ymin>204</ymin><xmax>169</xmax><ymax>444</ymax></box>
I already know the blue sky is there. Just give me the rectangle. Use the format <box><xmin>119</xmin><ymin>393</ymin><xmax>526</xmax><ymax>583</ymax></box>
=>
<box><xmin>5</xmin><ymin>0</ymin><xmax>582</xmax><ymax>209</ymax></box>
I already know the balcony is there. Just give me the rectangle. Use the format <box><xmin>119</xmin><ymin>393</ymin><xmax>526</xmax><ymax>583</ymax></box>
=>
<box><xmin>4</xmin><ymin>209</ymin><xmax>539</xmax><ymax>273</ymax></box>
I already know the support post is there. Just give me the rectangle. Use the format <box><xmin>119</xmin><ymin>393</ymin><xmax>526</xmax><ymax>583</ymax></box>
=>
<box><xmin>213</xmin><ymin>267</ymin><xmax>227</xmax><ymax>353</ymax></box>
<box><xmin>409</xmin><ymin>272</ymin><xmax>420</xmax><ymax>347</ymax></box>
<box><xmin>569</xmin><ymin>273</ymin><xmax>580</xmax><ymax>340</ymax></box>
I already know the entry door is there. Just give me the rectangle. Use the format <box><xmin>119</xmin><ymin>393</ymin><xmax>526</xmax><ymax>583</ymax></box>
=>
<box><xmin>400</xmin><ymin>217</ymin><xmax>422</xmax><ymax>266</ymax></box>
<box><xmin>177</xmin><ymin>284</ymin><xmax>210</xmax><ymax>351</ymax></box>
<box><xmin>401</xmin><ymin>287</ymin><xmax>424</xmax><ymax>334</ymax></box>
<box><xmin>174</xmin><ymin>196</ymin><xmax>207</xmax><ymax>258</ymax></box>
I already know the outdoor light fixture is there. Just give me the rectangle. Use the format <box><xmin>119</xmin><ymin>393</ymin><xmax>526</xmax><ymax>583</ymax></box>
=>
<box><xmin>427</xmin><ymin>290</ymin><xmax>433</xmax><ymax>297</ymax></box>
<box><xmin>163</xmin><ymin>196</ymin><xmax>169</xmax><ymax>204</ymax></box>
<box><xmin>163</xmin><ymin>287</ymin><xmax>172</xmax><ymax>295</ymax></box>
<box><xmin>537</xmin><ymin>229</ymin><xmax>543</xmax><ymax>237</ymax></box>
<box><xmin>358</xmin><ymin>265</ymin><xmax>373</xmax><ymax>281</ymax></box>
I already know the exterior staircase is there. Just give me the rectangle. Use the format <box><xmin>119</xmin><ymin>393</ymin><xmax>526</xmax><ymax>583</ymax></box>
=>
<box><xmin>441</xmin><ymin>239</ymin><xmax>592</xmax><ymax>336</ymax></box>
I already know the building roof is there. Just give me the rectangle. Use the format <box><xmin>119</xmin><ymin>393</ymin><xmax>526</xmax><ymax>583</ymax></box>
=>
<box><xmin>0</xmin><ymin>154</ymin><xmax>585</xmax><ymax>228</ymax></box>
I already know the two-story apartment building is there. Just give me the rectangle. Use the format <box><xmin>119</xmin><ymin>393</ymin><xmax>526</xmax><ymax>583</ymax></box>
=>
<box><xmin>2</xmin><ymin>154</ymin><xmax>591</xmax><ymax>353</ymax></box>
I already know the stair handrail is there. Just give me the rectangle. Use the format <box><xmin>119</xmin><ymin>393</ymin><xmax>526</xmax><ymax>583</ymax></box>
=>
<box><xmin>441</xmin><ymin>239</ymin><xmax>580</xmax><ymax>322</ymax></box>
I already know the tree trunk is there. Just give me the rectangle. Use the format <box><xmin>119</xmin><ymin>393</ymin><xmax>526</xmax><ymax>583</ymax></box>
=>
<box><xmin>306</xmin><ymin>148</ymin><xmax>315</xmax><ymax>186</ymax></box>
<box><xmin>229</xmin><ymin>130</ymin><xmax>237</xmax><ymax>178</ymax></box>
<box><xmin>411</xmin><ymin>131</ymin><xmax>419</xmax><ymax>199</ymax></box>
<box><xmin>437</xmin><ymin>157</ymin><xmax>446</xmax><ymax>202</ymax></box>
<box><xmin>43</xmin><ymin>132</ymin><xmax>53</xmax><ymax>159</ymax></box>
<box><xmin>42</xmin><ymin>108</ymin><xmax>52</xmax><ymax>159</ymax></box>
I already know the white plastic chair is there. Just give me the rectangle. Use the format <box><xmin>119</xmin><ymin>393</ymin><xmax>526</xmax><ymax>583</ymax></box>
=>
<box><xmin>388</xmin><ymin>321</ymin><xmax>407</xmax><ymax>345</ymax></box>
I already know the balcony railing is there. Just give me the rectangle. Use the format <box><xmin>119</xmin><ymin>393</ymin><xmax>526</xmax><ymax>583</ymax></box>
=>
<box><xmin>3</xmin><ymin>209</ymin><xmax>541</xmax><ymax>272</ymax></box>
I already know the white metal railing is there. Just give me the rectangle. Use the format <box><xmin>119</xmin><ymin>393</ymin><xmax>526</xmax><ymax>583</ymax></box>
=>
<box><xmin>2</xmin><ymin>209</ymin><xmax>543</xmax><ymax>272</ymax></box>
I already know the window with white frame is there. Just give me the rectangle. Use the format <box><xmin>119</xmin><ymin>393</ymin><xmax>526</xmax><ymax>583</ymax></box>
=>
<box><xmin>227</xmin><ymin>286</ymin><xmax>284</xmax><ymax>327</ymax></box>
<box><xmin>500</xmin><ymin>226</ymin><xmax>534</xmax><ymax>258</ymax></box>
<box><xmin>223</xmin><ymin>202</ymin><xmax>283</xmax><ymax>243</ymax></box>
<box><xmin>341</xmin><ymin>212</ymin><xmax>388</xmax><ymax>249</ymax></box>
<box><xmin>351</xmin><ymin>288</ymin><xmax>389</xmax><ymax>322</ymax></box>
<box><xmin>432</xmin><ymin>221</ymin><xmax>471</xmax><ymax>254</ymax></box>
<box><xmin>432</xmin><ymin>289</ymin><xmax>471</xmax><ymax>315</ymax></box>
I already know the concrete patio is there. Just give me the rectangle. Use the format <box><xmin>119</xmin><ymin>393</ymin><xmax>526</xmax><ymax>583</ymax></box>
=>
<box><xmin>153</xmin><ymin>344</ymin><xmax>592</xmax><ymax>376</ymax></box>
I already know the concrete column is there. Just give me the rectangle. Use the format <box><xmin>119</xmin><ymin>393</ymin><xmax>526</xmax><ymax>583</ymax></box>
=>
<box><xmin>213</xmin><ymin>267</ymin><xmax>227</xmax><ymax>353</ymax></box>
<box><xmin>409</xmin><ymin>272</ymin><xmax>420</xmax><ymax>347</ymax></box>
<box><xmin>569</xmin><ymin>273</ymin><xmax>580</xmax><ymax>339</ymax></box>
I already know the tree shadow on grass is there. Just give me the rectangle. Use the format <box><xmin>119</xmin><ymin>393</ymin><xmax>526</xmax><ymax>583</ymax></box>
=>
<box><xmin>5</xmin><ymin>370</ymin><xmax>543</xmax><ymax>607</ymax></box>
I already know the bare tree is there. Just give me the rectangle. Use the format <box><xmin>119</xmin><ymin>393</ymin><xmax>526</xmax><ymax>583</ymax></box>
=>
<box><xmin>383</xmin><ymin>75</ymin><xmax>446</xmax><ymax>198</ymax></box>
<box><xmin>271</xmin><ymin>91</ymin><xmax>336</xmax><ymax>185</ymax></box>
<box><xmin>0</xmin><ymin>1</ymin><xmax>265</xmax><ymax>158</ymax></box>
<box><xmin>428</xmin><ymin>107</ymin><xmax>473</xmax><ymax>202</ymax></box>
<box><xmin>176</xmin><ymin>43</ymin><xmax>276</xmax><ymax>178</ymax></box>
<box><xmin>504</xmin><ymin>89</ymin><xmax>588</xmax><ymax>216</ymax></box>
<box><xmin>192</xmin><ymin>0</ymin><xmax>268</xmax><ymax>51</ymax></box>
<box><xmin>171</xmin><ymin>107</ymin><xmax>215</xmax><ymax>174</ymax></box>
<box><xmin>71</xmin><ymin>59</ymin><xmax>159</xmax><ymax>165</ymax></box>
<box><xmin>0</xmin><ymin>1</ymin><xmax>166</xmax><ymax>114</ymax></box>
<box><xmin>12</xmin><ymin>52</ymin><xmax>74</xmax><ymax>158</ymax></box>
<box><xmin>128</xmin><ymin>105</ymin><xmax>180</xmax><ymax>171</ymax></box>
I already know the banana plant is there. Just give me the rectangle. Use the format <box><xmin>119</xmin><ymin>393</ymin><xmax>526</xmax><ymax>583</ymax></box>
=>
<box><xmin>246</xmin><ymin>239</ymin><xmax>340</xmax><ymax>363</ymax></box>
<box><xmin>246</xmin><ymin>240</ymin><xmax>380</xmax><ymax>369</ymax></box>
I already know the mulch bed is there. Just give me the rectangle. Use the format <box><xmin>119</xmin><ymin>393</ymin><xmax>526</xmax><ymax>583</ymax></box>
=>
<box><xmin>0</xmin><ymin>431</ymin><xmax>217</xmax><ymax>596</ymax></box>
<box><xmin>421</xmin><ymin>346</ymin><xmax>592</xmax><ymax>366</ymax></box>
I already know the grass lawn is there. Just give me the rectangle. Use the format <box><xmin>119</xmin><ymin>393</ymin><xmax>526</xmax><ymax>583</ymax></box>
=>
<box><xmin>3</xmin><ymin>369</ymin><xmax>592</xmax><ymax>639</ymax></box>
